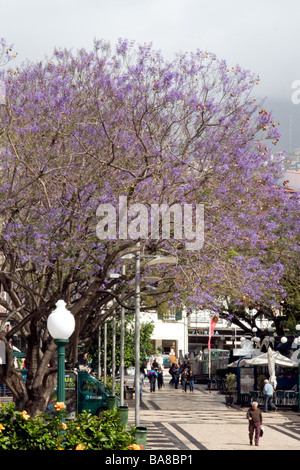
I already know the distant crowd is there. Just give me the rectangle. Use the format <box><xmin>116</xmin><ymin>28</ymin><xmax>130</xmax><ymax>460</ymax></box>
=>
<box><xmin>139</xmin><ymin>355</ymin><xmax>195</xmax><ymax>396</ymax></box>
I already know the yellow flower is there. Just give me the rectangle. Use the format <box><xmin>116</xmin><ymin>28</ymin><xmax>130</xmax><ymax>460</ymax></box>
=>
<box><xmin>75</xmin><ymin>444</ymin><xmax>85</xmax><ymax>450</ymax></box>
<box><xmin>54</xmin><ymin>402</ymin><xmax>66</xmax><ymax>411</ymax></box>
<box><xmin>129</xmin><ymin>443</ymin><xmax>142</xmax><ymax>450</ymax></box>
<box><xmin>58</xmin><ymin>446</ymin><xmax>65</xmax><ymax>450</ymax></box>
<box><xmin>21</xmin><ymin>410</ymin><xmax>30</xmax><ymax>420</ymax></box>
<box><xmin>132</xmin><ymin>444</ymin><xmax>140</xmax><ymax>450</ymax></box>
<box><xmin>0</xmin><ymin>423</ymin><xmax>5</xmax><ymax>432</ymax></box>
<box><xmin>61</xmin><ymin>422</ymin><xmax>67</xmax><ymax>430</ymax></box>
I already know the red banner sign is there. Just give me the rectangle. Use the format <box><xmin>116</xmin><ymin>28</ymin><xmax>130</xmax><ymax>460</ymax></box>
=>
<box><xmin>208</xmin><ymin>315</ymin><xmax>219</xmax><ymax>350</ymax></box>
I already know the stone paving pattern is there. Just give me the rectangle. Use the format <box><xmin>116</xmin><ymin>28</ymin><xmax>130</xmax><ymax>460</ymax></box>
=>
<box><xmin>126</xmin><ymin>375</ymin><xmax>300</xmax><ymax>451</ymax></box>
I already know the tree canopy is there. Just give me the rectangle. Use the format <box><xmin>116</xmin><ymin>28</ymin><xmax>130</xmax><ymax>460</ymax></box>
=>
<box><xmin>0</xmin><ymin>38</ymin><xmax>298</xmax><ymax>414</ymax></box>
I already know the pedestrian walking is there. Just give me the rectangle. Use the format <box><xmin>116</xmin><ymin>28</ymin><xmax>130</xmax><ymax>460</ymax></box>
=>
<box><xmin>263</xmin><ymin>379</ymin><xmax>277</xmax><ymax>412</ymax></box>
<box><xmin>181</xmin><ymin>368</ymin><xmax>189</xmax><ymax>392</ymax></box>
<box><xmin>246</xmin><ymin>401</ymin><xmax>262</xmax><ymax>446</ymax></box>
<box><xmin>139</xmin><ymin>368</ymin><xmax>145</xmax><ymax>399</ymax></box>
<box><xmin>173</xmin><ymin>363</ymin><xmax>180</xmax><ymax>389</ymax></box>
<box><xmin>148</xmin><ymin>368</ymin><xmax>158</xmax><ymax>392</ymax></box>
<box><xmin>157</xmin><ymin>367</ymin><xmax>164</xmax><ymax>390</ymax></box>
<box><xmin>169</xmin><ymin>352</ymin><xmax>176</xmax><ymax>366</ymax></box>
<box><xmin>169</xmin><ymin>363</ymin><xmax>176</xmax><ymax>384</ymax></box>
<box><xmin>156</xmin><ymin>354</ymin><xmax>164</xmax><ymax>369</ymax></box>
<box><xmin>188</xmin><ymin>369</ymin><xmax>195</xmax><ymax>393</ymax></box>
<box><xmin>146</xmin><ymin>359</ymin><xmax>152</xmax><ymax>374</ymax></box>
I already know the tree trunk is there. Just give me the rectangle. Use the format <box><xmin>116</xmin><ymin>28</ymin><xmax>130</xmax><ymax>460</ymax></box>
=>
<box><xmin>0</xmin><ymin>331</ymin><xmax>60</xmax><ymax>416</ymax></box>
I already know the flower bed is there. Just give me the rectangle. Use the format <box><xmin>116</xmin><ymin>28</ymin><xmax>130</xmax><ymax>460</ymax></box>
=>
<box><xmin>0</xmin><ymin>402</ymin><xmax>141</xmax><ymax>450</ymax></box>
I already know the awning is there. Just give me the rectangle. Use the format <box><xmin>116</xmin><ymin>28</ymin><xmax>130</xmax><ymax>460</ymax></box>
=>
<box><xmin>238</xmin><ymin>350</ymin><xmax>297</xmax><ymax>368</ymax></box>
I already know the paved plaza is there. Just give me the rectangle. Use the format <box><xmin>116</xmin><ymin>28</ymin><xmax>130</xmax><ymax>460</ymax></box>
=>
<box><xmin>126</xmin><ymin>374</ymin><xmax>300</xmax><ymax>451</ymax></box>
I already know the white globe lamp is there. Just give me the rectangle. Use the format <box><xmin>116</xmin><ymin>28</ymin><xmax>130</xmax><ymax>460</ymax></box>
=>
<box><xmin>47</xmin><ymin>300</ymin><xmax>75</xmax><ymax>339</ymax></box>
<box><xmin>47</xmin><ymin>300</ymin><xmax>75</xmax><ymax>404</ymax></box>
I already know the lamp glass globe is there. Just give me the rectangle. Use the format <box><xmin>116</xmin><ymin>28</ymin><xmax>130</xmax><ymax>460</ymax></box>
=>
<box><xmin>47</xmin><ymin>300</ymin><xmax>75</xmax><ymax>340</ymax></box>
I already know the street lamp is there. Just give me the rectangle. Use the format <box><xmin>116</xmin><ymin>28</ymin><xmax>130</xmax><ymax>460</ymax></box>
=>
<box><xmin>134</xmin><ymin>251</ymin><xmax>177</xmax><ymax>426</ymax></box>
<box><xmin>250</xmin><ymin>327</ymin><xmax>262</xmax><ymax>350</ymax></box>
<box><xmin>281</xmin><ymin>328</ymin><xmax>299</xmax><ymax>411</ymax></box>
<box><xmin>296</xmin><ymin>324</ymin><xmax>300</xmax><ymax>411</ymax></box>
<box><xmin>47</xmin><ymin>300</ymin><xmax>75</xmax><ymax>403</ymax></box>
<box><xmin>134</xmin><ymin>250</ymin><xmax>141</xmax><ymax>427</ymax></box>
<box><xmin>109</xmin><ymin>271</ymin><xmax>124</xmax><ymax>400</ymax></box>
<box><xmin>122</xmin><ymin>250</ymin><xmax>177</xmax><ymax>426</ymax></box>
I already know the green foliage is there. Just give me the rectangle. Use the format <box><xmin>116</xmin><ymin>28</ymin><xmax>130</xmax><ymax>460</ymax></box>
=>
<box><xmin>100</xmin><ymin>375</ymin><xmax>121</xmax><ymax>397</ymax></box>
<box><xmin>257</xmin><ymin>375</ymin><xmax>267</xmax><ymax>392</ymax></box>
<box><xmin>0</xmin><ymin>403</ymin><xmax>137</xmax><ymax>450</ymax></box>
<box><xmin>90</xmin><ymin>316</ymin><xmax>155</xmax><ymax>369</ymax></box>
<box><xmin>225</xmin><ymin>373</ymin><xmax>237</xmax><ymax>395</ymax></box>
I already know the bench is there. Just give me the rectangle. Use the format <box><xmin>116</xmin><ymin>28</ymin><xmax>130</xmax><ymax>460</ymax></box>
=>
<box><xmin>124</xmin><ymin>384</ymin><xmax>135</xmax><ymax>400</ymax></box>
<box><xmin>0</xmin><ymin>396</ymin><xmax>14</xmax><ymax>405</ymax></box>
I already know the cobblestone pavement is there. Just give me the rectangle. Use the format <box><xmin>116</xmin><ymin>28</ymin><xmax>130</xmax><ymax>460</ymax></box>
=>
<box><xmin>126</xmin><ymin>375</ymin><xmax>300</xmax><ymax>451</ymax></box>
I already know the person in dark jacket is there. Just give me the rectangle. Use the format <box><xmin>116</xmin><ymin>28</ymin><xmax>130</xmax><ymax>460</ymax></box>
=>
<box><xmin>172</xmin><ymin>363</ymin><xmax>180</xmax><ymax>389</ymax></box>
<box><xmin>157</xmin><ymin>367</ymin><xmax>164</xmax><ymax>390</ymax></box>
<box><xmin>148</xmin><ymin>368</ymin><xmax>158</xmax><ymax>392</ymax></box>
<box><xmin>246</xmin><ymin>401</ymin><xmax>263</xmax><ymax>446</ymax></box>
<box><xmin>169</xmin><ymin>363</ymin><xmax>176</xmax><ymax>384</ymax></box>
<box><xmin>181</xmin><ymin>368</ymin><xmax>189</xmax><ymax>392</ymax></box>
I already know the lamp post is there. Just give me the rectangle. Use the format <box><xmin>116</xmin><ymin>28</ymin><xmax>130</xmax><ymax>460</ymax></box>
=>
<box><xmin>120</xmin><ymin>264</ymin><xmax>126</xmax><ymax>406</ymax></box>
<box><xmin>251</xmin><ymin>327</ymin><xmax>261</xmax><ymax>349</ymax></box>
<box><xmin>134</xmin><ymin>252</ymin><xmax>177</xmax><ymax>426</ymax></box>
<box><xmin>47</xmin><ymin>300</ymin><xmax>75</xmax><ymax>403</ymax></box>
<box><xmin>109</xmin><ymin>271</ymin><xmax>125</xmax><ymax>401</ymax></box>
<box><xmin>134</xmin><ymin>249</ymin><xmax>141</xmax><ymax>426</ymax></box>
<box><xmin>296</xmin><ymin>324</ymin><xmax>300</xmax><ymax>411</ymax></box>
<box><xmin>122</xmin><ymin>251</ymin><xmax>177</xmax><ymax>426</ymax></box>
<box><xmin>104</xmin><ymin>321</ymin><xmax>107</xmax><ymax>388</ymax></box>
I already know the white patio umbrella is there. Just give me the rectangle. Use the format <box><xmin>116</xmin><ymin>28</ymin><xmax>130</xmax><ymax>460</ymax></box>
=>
<box><xmin>239</xmin><ymin>350</ymin><xmax>297</xmax><ymax>368</ymax></box>
<box><xmin>267</xmin><ymin>347</ymin><xmax>277</xmax><ymax>389</ymax></box>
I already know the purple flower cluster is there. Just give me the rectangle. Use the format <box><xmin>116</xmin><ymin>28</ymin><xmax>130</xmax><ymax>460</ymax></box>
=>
<box><xmin>0</xmin><ymin>38</ymin><xmax>298</xmax><ymax>329</ymax></box>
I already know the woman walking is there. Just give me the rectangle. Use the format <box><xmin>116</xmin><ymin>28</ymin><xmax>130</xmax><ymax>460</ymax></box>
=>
<box><xmin>188</xmin><ymin>369</ymin><xmax>195</xmax><ymax>393</ymax></box>
<box><xmin>181</xmin><ymin>368</ymin><xmax>189</xmax><ymax>392</ymax></box>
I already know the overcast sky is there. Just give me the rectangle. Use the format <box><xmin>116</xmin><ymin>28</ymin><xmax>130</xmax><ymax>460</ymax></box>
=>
<box><xmin>1</xmin><ymin>0</ymin><xmax>300</xmax><ymax>150</ymax></box>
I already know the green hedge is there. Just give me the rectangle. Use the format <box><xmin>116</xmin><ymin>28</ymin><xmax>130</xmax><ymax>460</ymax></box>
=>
<box><xmin>0</xmin><ymin>402</ymin><xmax>139</xmax><ymax>450</ymax></box>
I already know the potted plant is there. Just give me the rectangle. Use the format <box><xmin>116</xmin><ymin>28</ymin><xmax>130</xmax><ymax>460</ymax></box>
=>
<box><xmin>257</xmin><ymin>374</ymin><xmax>266</xmax><ymax>393</ymax></box>
<box><xmin>225</xmin><ymin>373</ymin><xmax>236</xmax><ymax>407</ymax></box>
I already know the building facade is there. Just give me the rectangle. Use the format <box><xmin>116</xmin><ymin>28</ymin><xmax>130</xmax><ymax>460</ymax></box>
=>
<box><xmin>142</xmin><ymin>308</ymin><xmax>246</xmax><ymax>361</ymax></box>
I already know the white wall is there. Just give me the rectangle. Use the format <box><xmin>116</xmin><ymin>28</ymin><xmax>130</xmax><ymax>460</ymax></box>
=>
<box><xmin>141</xmin><ymin>310</ymin><xmax>188</xmax><ymax>356</ymax></box>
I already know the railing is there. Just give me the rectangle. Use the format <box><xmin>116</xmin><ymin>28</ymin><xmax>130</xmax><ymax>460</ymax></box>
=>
<box><xmin>207</xmin><ymin>377</ymin><xmax>226</xmax><ymax>392</ymax></box>
<box><xmin>246</xmin><ymin>390</ymin><xmax>299</xmax><ymax>407</ymax></box>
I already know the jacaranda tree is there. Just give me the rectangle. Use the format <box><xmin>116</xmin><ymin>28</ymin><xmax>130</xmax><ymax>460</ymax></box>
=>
<box><xmin>0</xmin><ymin>38</ymin><xmax>298</xmax><ymax>414</ymax></box>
